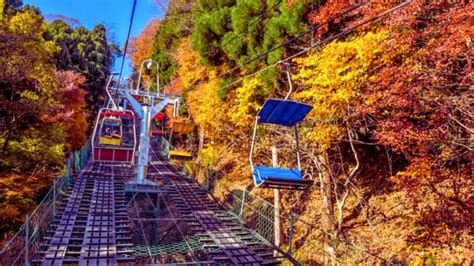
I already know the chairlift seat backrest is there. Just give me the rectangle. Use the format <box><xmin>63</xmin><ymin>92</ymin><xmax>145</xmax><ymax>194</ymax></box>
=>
<box><xmin>104</xmin><ymin>120</ymin><xmax>121</xmax><ymax>127</ymax></box>
<box><xmin>154</xmin><ymin>112</ymin><xmax>166</xmax><ymax>120</ymax></box>
<box><xmin>258</xmin><ymin>99</ymin><xmax>312</xmax><ymax>127</ymax></box>
<box><xmin>152</xmin><ymin>129</ymin><xmax>163</xmax><ymax>136</ymax></box>
<box><xmin>170</xmin><ymin>121</ymin><xmax>194</xmax><ymax>134</ymax></box>
<box><xmin>101</xmin><ymin>111</ymin><xmax>134</xmax><ymax>119</ymax></box>
<box><xmin>168</xmin><ymin>150</ymin><xmax>193</xmax><ymax>161</ymax></box>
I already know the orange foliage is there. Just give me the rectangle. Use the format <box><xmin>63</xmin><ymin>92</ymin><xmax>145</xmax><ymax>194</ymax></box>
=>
<box><xmin>57</xmin><ymin>71</ymin><xmax>88</xmax><ymax>151</ymax></box>
<box><xmin>308</xmin><ymin>0</ymin><xmax>415</xmax><ymax>36</ymax></box>
<box><xmin>0</xmin><ymin>171</ymin><xmax>55</xmax><ymax>235</ymax></box>
<box><xmin>129</xmin><ymin>18</ymin><xmax>160</xmax><ymax>70</ymax></box>
<box><xmin>353</xmin><ymin>0</ymin><xmax>473</xmax><ymax>249</ymax></box>
<box><xmin>175</xmin><ymin>37</ymin><xmax>206</xmax><ymax>89</ymax></box>
<box><xmin>164</xmin><ymin>76</ymin><xmax>184</xmax><ymax>95</ymax></box>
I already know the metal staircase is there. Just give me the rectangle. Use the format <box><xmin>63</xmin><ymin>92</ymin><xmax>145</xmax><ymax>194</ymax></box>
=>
<box><xmin>20</xmin><ymin>142</ymin><xmax>282</xmax><ymax>265</ymax></box>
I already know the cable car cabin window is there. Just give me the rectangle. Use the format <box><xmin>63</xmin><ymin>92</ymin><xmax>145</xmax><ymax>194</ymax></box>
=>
<box><xmin>97</xmin><ymin>116</ymin><xmax>135</xmax><ymax>147</ymax></box>
<box><xmin>99</xmin><ymin>118</ymin><xmax>122</xmax><ymax>146</ymax></box>
<box><xmin>121</xmin><ymin>118</ymin><xmax>135</xmax><ymax>147</ymax></box>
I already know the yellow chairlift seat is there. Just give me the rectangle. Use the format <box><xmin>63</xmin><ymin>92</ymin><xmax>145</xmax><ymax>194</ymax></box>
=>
<box><xmin>170</xmin><ymin>120</ymin><xmax>194</xmax><ymax>135</ymax></box>
<box><xmin>168</xmin><ymin>150</ymin><xmax>193</xmax><ymax>161</ymax></box>
<box><xmin>99</xmin><ymin>136</ymin><xmax>122</xmax><ymax>145</ymax></box>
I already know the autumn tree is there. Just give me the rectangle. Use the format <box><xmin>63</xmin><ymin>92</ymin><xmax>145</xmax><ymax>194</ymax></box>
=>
<box><xmin>292</xmin><ymin>29</ymin><xmax>399</xmax><ymax>260</ymax></box>
<box><xmin>191</xmin><ymin>0</ymin><xmax>314</xmax><ymax>92</ymax></box>
<box><xmin>130</xmin><ymin>18</ymin><xmax>160</xmax><ymax>70</ymax></box>
<box><xmin>150</xmin><ymin>0</ymin><xmax>197</xmax><ymax>85</ymax></box>
<box><xmin>356</xmin><ymin>0</ymin><xmax>473</xmax><ymax>251</ymax></box>
<box><xmin>0</xmin><ymin>7</ymin><xmax>61</xmax><ymax>160</ymax></box>
<box><xmin>0</xmin><ymin>2</ymin><xmax>116</xmax><ymax>237</ymax></box>
<box><xmin>46</xmin><ymin>20</ymin><xmax>119</xmax><ymax>114</ymax></box>
<box><xmin>1</xmin><ymin>0</ymin><xmax>22</xmax><ymax>15</ymax></box>
<box><xmin>0</xmin><ymin>6</ymin><xmax>66</xmax><ymax>233</ymax></box>
<box><xmin>56</xmin><ymin>71</ymin><xmax>88</xmax><ymax>151</ymax></box>
<box><xmin>128</xmin><ymin>18</ymin><xmax>161</xmax><ymax>90</ymax></box>
<box><xmin>288</xmin><ymin>0</ymin><xmax>473</xmax><ymax>262</ymax></box>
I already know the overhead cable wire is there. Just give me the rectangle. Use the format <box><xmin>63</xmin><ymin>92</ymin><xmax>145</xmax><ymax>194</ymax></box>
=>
<box><xmin>216</xmin><ymin>0</ymin><xmax>284</xmax><ymax>61</ymax></box>
<box><xmin>172</xmin><ymin>2</ymin><xmax>414</xmax><ymax>262</ymax></box>
<box><xmin>216</xmin><ymin>0</ymin><xmax>414</xmax><ymax>93</ymax></box>
<box><xmin>218</xmin><ymin>0</ymin><xmax>369</xmax><ymax>78</ymax></box>
<box><xmin>118</xmin><ymin>0</ymin><xmax>138</xmax><ymax>87</ymax></box>
<box><xmin>183</xmin><ymin>0</ymin><xmax>414</xmax><ymax>140</ymax></box>
<box><xmin>183</xmin><ymin>2</ymin><xmax>374</xmax><ymax>140</ymax></box>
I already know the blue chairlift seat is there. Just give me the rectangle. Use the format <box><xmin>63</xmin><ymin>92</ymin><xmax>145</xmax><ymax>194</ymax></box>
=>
<box><xmin>250</xmin><ymin>99</ymin><xmax>314</xmax><ymax>190</ymax></box>
<box><xmin>258</xmin><ymin>99</ymin><xmax>312</xmax><ymax>127</ymax></box>
<box><xmin>253</xmin><ymin>165</ymin><xmax>313</xmax><ymax>190</ymax></box>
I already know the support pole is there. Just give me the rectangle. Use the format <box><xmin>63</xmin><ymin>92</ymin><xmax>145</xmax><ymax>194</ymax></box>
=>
<box><xmin>25</xmin><ymin>214</ymin><xmax>30</xmax><ymax>266</ymax></box>
<box><xmin>272</xmin><ymin>145</ymin><xmax>281</xmax><ymax>254</ymax></box>
<box><xmin>239</xmin><ymin>190</ymin><xmax>247</xmax><ymax>220</ymax></box>
<box><xmin>289</xmin><ymin>211</ymin><xmax>294</xmax><ymax>256</ymax></box>
<box><xmin>137</xmin><ymin>105</ymin><xmax>152</xmax><ymax>184</ymax></box>
<box><xmin>53</xmin><ymin>179</ymin><xmax>56</xmax><ymax>217</ymax></box>
<box><xmin>155</xmin><ymin>193</ymin><xmax>161</xmax><ymax>215</ymax></box>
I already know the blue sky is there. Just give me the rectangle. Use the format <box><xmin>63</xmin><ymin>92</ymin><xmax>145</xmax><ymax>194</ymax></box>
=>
<box><xmin>24</xmin><ymin>0</ymin><xmax>166</xmax><ymax>78</ymax></box>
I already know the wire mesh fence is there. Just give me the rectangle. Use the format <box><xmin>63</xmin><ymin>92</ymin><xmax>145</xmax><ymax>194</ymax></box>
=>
<box><xmin>160</xmin><ymin>137</ymin><xmax>171</xmax><ymax>157</ymax></box>
<box><xmin>193</xmin><ymin>161</ymin><xmax>388</xmax><ymax>265</ymax></box>
<box><xmin>0</xmin><ymin>139</ymin><xmax>92</xmax><ymax>265</ymax></box>
<box><xmin>74</xmin><ymin>138</ymin><xmax>91</xmax><ymax>173</ymax></box>
<box><xmin>155</xmin><ymin>137</ymin><xmax>387</xmax><ymax>264</ymax></box>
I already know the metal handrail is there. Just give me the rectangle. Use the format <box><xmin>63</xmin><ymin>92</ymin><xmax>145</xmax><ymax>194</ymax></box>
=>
<box><xmin>0</xmin><ymin>139</ymin><xmax>92</xmax><ymax>265</ymax></box>
<box><xmin>136</xmin><ymin>59</ymin><xmax>161</xmax><ymax>95</ymax></box>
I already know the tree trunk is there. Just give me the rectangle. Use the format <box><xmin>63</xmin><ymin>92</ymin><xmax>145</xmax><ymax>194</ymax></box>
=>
<box><xmin>198</xmin><ymin>128</ymin><xmax>204</xmax><ymax>152</ymax></box>
<box><xmin>2</xmin><ymin>129</ymin><xmax>12</xmax><ymax>153</ymax></box>
<box><xmin>318</xmin><ymin>152</ymin><xmax>336</xmax><ymax>265</ymax></box>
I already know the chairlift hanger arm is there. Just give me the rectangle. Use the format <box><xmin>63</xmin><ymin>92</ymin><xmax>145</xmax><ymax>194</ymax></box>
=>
<box><xmin>124</xmin><ymin>93</ymin><xmax>144</xmax><ymax>119</ymax></box>
<box><xmin>105</xmin><ymin>73</ymin><xmax>119</xmax><ymax>110</ymax></box>
<box><xmin>151</xmin><ymin>98</ymin><xmax>170</xmax><ymax>119</ymax></box>
<box><xmin>249</xmin><ymin>72</ymin><xmax>313</xmax><ymax>190</ymax></box>
<box><xmin>283</xmin><ymin>62</ymin><xmax>293</xmax><ymax>101</ymax></box>
<box><xmin>136</xmin><ymin>59</ymin><xmax>162</xmax><ymax>95</ymax></box>
<box><xmin>249</xmin><ymin>116</ymin><xmax>259</xmax><ymax>172</ymax></box>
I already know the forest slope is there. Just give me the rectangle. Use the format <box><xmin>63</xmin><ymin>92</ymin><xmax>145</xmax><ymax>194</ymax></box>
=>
<box><xmin>0</xmin><ymin>1</ymin><xmax>116</xmax><ymax>239</ymax></box>
<box><xmin>138</xmin><ymin>0</ymin><xmax>473</xmax><ymax>264</ymax></box>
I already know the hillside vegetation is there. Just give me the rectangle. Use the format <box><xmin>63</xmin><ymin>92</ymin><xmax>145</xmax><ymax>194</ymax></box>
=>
<box><xmin>0</xmin><ymin>1</ymin><xmax>116</xmax><ymax>239</ymax></box>
<box><xmin>131</xmin><ymin>0</ymin><xmax>473</xmax><ymax>264</ymax></box>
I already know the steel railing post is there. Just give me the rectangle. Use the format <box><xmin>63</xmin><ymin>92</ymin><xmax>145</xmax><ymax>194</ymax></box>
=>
<box><xmin>66</xmin><ymin>161</ymin><xmax>70</xmax><ymax>187</ymax></box>
<box><xmin>53</xmin><ymin>179</ymin><xmax>56</xmax><ymax>217</ymax></box>
<box><xmin>289</xmin><ymin>211</ymin><xmax>294</xmax><ymax>256</ymax></box>
<box><xmin>239</xmin><ymin>190</ymin><xmax>247</xmax><ymax>220</ymax></box>
<box><xmin>272</xmin><ymin>145</ymin><xmax>281</xmax><ymax>253</ymax></box>
<box><xmin>205</xmin><ymin>164</ymin><xmax>211</xmax><ymax>191</ymax></box>
<box><xmin>25</xmin><ymin>214</ymin><xmax>30</xmax><ymax>266</ymax></box>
